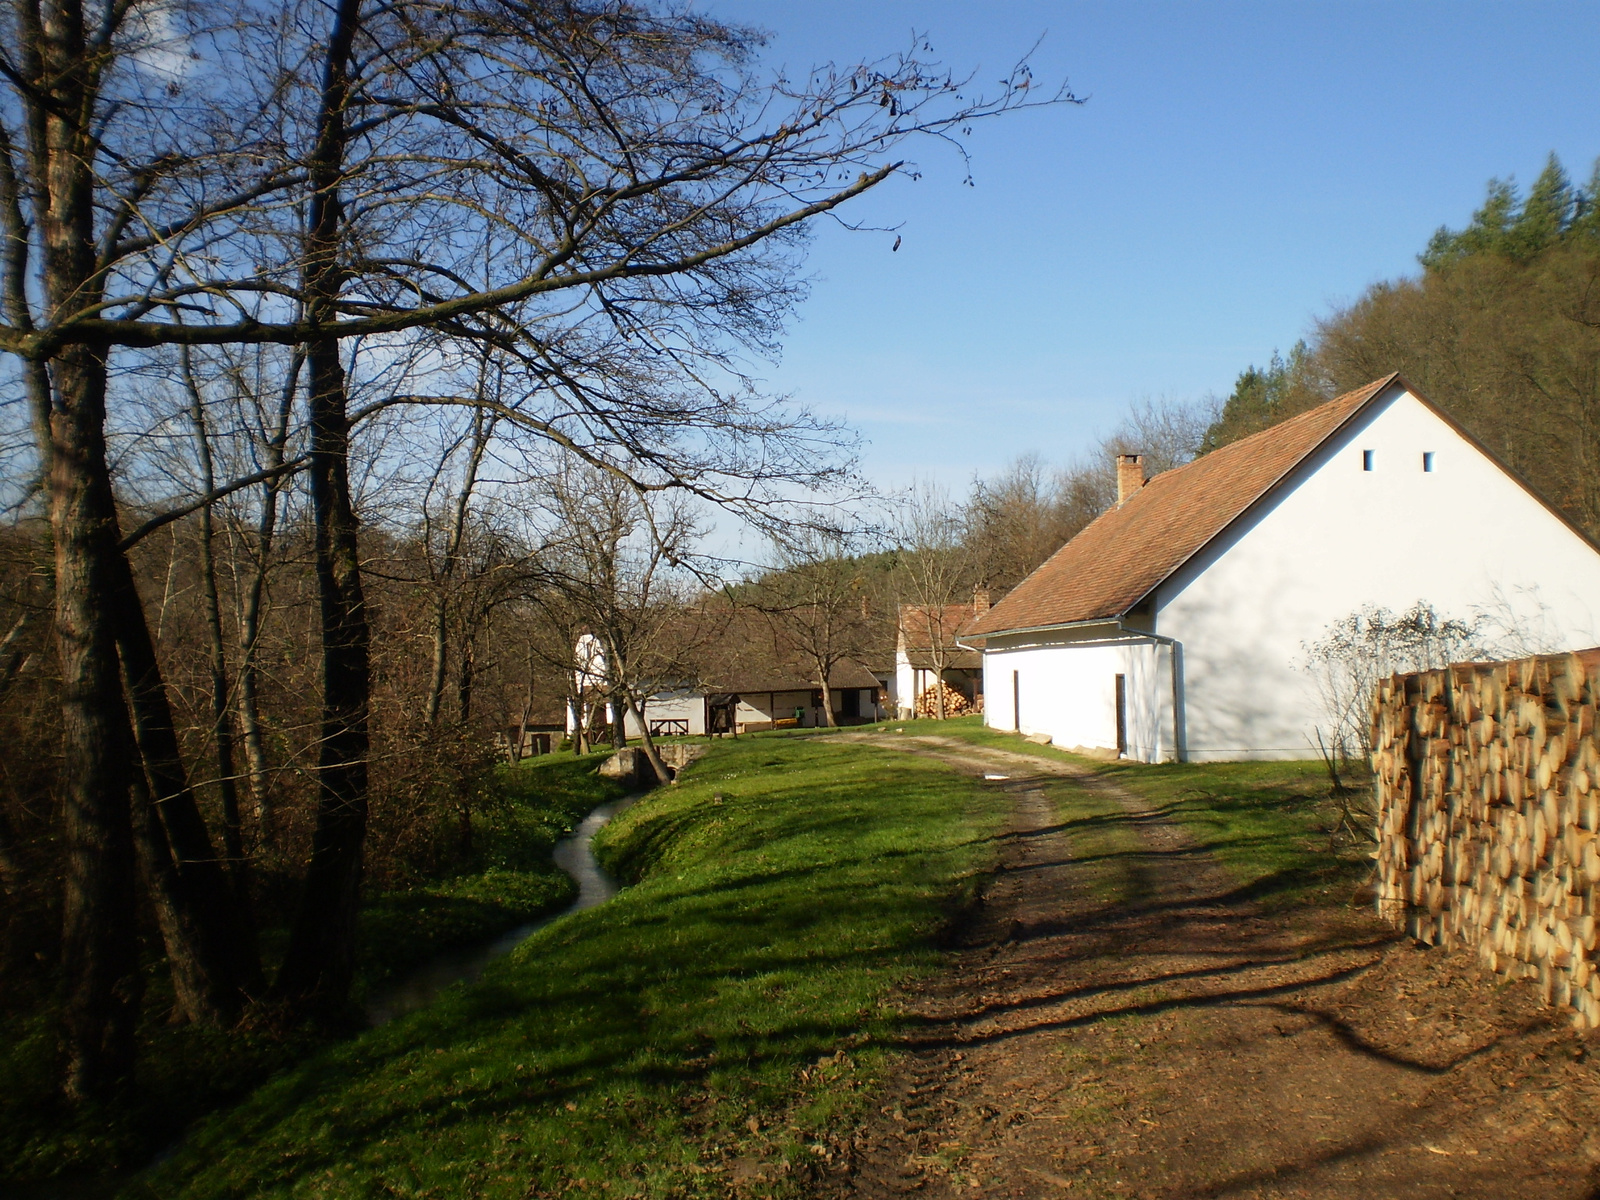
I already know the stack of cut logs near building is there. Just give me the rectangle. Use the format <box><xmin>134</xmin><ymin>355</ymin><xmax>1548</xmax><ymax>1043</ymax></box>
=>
<box><xmin>1373</xmin><ymin>649</ymin><xmax>1600</xmax><ymax>1028</ymax></box>
<box><xmin>916</xmin><ymin>681</ymin><xmax>974</xmax><ymax>719</ymax></box>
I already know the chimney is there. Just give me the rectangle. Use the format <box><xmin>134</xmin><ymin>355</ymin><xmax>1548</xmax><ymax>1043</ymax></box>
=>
<box><xmin>1116</xmin><ymin>453</ymin><xmax>1145</xmax><ymax>506</ymax></box>
<box><xmin>972</xmin><ymin>587</ymin><xmax>991</xmax><ymax>616</ymax></box>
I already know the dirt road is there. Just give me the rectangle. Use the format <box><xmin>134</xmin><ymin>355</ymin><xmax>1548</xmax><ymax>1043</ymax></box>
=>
<box><xmin>826</xmin><ymin>734</ymin><xmax>1600</xmax><ymax>1200</ymax></box>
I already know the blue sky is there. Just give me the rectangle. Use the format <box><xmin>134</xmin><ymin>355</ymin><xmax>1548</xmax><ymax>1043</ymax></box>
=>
<box><xmin>698</xmin><ymin>1</ymin><xmax>1600</xmax><ymax>490</ymax></box>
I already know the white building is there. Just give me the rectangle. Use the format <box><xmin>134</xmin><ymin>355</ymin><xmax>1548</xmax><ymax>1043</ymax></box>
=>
<box><xmin>566</xmin><ymin>609</ymin><xmax>884</xmax><ymax>739</ymax></box>
<box><xmin>893</xmin><ymin>601</ymin><xmax>986</xmax><ymax>718</ymax></box>
<box><xmin>963</xmin><ymin>374</ymin><xmax>1600</xmax><ymax>762</ymax></box>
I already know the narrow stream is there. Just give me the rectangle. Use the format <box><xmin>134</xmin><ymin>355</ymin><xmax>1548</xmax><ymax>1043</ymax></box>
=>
<box><xmin>6</xmin><ymin>797</ymin><xmax>644</xmax><ymax>1200</ymax></box>
<box><xmin>364</xmin><ymin>792</ymin><xmax>640</xmax><ymax>1026</ymax></box>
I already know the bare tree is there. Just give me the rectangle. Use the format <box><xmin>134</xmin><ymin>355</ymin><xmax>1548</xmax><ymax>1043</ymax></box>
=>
<box><xmin>759</xmin><ymin>533</ymin><xmax>876</xmax><ymax>728</ymax></box>
<box><xmin>539</xmin><ymin>459</ymin><xmax>698</xmax><ymax>781</ymax></box>
<box><xmin>895</xmin><ymin>482</ymin><xmax>972</xmax><ymax>719</ymax></box>
<box><xmin>966</xmin><ymin>397</ymin><xmax>1216</xmax><ymax>598</ymax></box>
<box><xmin>1</xmin><ymin>0</ymin><xmax>1067</xmax><ymax>1078</ymax></box>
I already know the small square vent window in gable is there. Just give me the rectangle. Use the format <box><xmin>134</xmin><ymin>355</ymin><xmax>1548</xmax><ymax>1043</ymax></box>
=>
<box><xmin>1423</xmin><ymin>451</ymin><xmax>1435</xmax><ymax>472</ymax></box>
<box><xmin>1362</xmin><ymin>449</ymin><xmax>1374</xmax><ymax>471</ymax></box>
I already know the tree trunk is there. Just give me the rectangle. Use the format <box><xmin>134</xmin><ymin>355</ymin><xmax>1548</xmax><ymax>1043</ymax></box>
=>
<box><xmin>425</xmin><ymin>591</ymin><xmax>449</xmax><ymax>725</ymax></box>
<box><xmin>276</xmin><ymin>335</ymin><xmax>371</xmax><ymax>1015</ymax></box>
<box><xmin>622</xmin><ymin>693</ymin><xmax>672</xmax><ymax>784</ymax></box>
<box><xmin>188</xmin><ymin>365</ymin><xmax>263</xmax><ymax>989</ymax></box>
<box><xmin>112</xmin><ymin>547</ymin><xmax>259</xmax><ymax>1010</ymax></box>
<box><xmin>23</xmin><ymin>0</ymin><xmax>146</xmax><ymax>1101</ymax></box>
<box><xmin>569</xmin><ymin>694</ymin><xmax>587</xmax><ymax>755</ymax></box>
<box><xmin>456</xmin><ymin>631</ymin><xmax>476</xmax><ymax>724</ymax></box>
<box><xmin>276</xmin><ymin>0</ymin><xmax>371</xmax><ymax>1017</ymax></box>
<box><xmin>237</xmin><ymin>522</ymin><xmax>275</xmax><ymax>841</ymax></box>
<box><xmin>425</xmin><ymin>408</ymin><xmax>490</xmax><ymax>727</ymax></box>
<box><xmin>512</xmin><ymin>645</ymin><xmax>538</xmax><ymax>762</ymax></box>
<box><xmin>127</xmin><ymin>766</ymin><xmax>239</xmax><ymax>1025</ymax></box>
<box><xmin>237</xmin><ymin>353</ymin><xmax>301</xmax><ymax>844</ymax></box>
<box><xmin>608</xmin><ymin>686</ymin><xmax>628</xmax><ymax>747</ymax></box>
<box><xmin>49</xmin><ymin>343</ymin><xmax>144</xmax><ymax>1102</ymax></box>
<box><xmin>818</xmin><ymin>673</ymin><xmax>837</xmax><ymax>728</ymax></box>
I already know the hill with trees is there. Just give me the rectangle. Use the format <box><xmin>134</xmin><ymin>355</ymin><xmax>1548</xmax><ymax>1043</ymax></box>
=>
<box><xmin>1200</xmin><ymin>154</ymin><xmax>1600</xmax><ymax>539</ymax></box>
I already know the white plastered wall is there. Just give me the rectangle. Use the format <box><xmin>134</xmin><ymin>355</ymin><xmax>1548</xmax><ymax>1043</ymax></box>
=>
<box><xmin>627</xmin><ymin>690</ymin><xmax>706</xmax><ymax>738</ymax></box>
<box><xmin>1158</xmin><ymin>387</ymin><xmax>1600</xmax><ymax>760</ymax></box>
<box><xmin>981</xmin><ymin>386</ymin><xmax>1600</xmax><ymax>762</ymax></box>
<box><xmin>982</xmin><ymin>633</ymin><xmax>1175</xmax><ymax>762</ymax></box>
<box><xmin>893</xmin><ymin>648</ymin><xmax>916</xmax><ymax>717</ymax></box>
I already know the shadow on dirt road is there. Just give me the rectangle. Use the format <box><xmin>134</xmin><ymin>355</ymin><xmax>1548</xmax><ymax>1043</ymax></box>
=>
<box><xmin>824</xmin><ymin>734</ymin><xmax>1600</xmax><ymax>1200</ymax></box>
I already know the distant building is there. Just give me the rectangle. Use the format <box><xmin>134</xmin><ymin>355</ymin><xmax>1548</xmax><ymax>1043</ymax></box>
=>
<box><xmin>964</xmin><ymin>374</ymin><xmax>1600</xmax><ymax>761</ymax></box>
<box><xmin>568</xmin><ymin>608</ymin><xmax>883</xmax><ymax>739</ymax></box>
<box><xmin>893</xmin><ymin>599</ymin><xmax>987</xmax><ymax>718</ymax></box>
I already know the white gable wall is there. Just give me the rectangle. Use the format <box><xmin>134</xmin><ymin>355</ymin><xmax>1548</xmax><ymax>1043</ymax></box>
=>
<box><xmin>1160</xmin><ymin>387</ymin><xmax>1600</xmax><ymax>759</ymax></box>
<box><xmin>981</xmin><ymin>386</ymin><xmax>1600</xmax><ymax>762</ymax></box>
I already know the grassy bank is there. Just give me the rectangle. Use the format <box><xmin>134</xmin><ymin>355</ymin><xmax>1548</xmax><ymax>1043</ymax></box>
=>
<box><xmin>0</xmin><ymin>753</ymin><xmax>624</xmax><ymax>1190</ymax></box>
<box><xmin>1093</xmin><ymin>756</ymin><xmax>1370</xmax><ymax>905</ymax></box>
<box><xmin>357</xmin><ymin>754</ymin><xmax>629</xmax><ymax>997</ymax></box>
<box><xmin>909</xmin><ymin>716</ymin><xmax>1370</xmax><ymax>907</ymax></box>
<box><xmin>130</xmin><ymin>734</ymin><xmax>1003</xmax><ymax>1199</ymax></box>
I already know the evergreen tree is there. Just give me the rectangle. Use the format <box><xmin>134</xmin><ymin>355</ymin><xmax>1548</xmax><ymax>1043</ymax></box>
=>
<box><xmin>1420</xmin><ymin>153</ymin><xmax>1595</xmax><ymax>269</ymax></box>
<box><xmin>1197</xmin><ymin>342</ymin><xmax>1323</xmax><ymax>454</ymax></box>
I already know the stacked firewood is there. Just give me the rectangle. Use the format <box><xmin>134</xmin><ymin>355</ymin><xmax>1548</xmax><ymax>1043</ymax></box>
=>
<box><xmin>1373</xmin><ymin>651</ymin><xmax>1600</xmax><ymax>1028</ymax></box>
<box><xmin>915</xmin><ymin>682</ymin><xmax>970</xmax><ymax>719</ymax></box>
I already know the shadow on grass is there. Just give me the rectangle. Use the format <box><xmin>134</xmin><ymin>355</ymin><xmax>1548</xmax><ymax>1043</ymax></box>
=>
<box><xmin>128</xmin><ymin>735</ymin><xmax>1007</xmax><ymax>1200</ymax></box>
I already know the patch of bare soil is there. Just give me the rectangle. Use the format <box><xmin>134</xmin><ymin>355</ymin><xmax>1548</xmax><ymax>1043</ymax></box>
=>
<box><xmin>822</xmin><ymin>735</ymin><xmax>1600</xmax><ymax>1200</ymax></box>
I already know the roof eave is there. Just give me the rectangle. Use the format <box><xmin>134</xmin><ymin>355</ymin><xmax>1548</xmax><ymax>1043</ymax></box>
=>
<box><xmin>958</xmin><ymin>615</ymin><xmax>1124</xmax><ymax>643</ymax></box>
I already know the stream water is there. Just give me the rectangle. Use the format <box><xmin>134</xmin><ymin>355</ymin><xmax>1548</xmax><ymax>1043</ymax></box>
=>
<box><xmin>10</xmin><ymin>796</ymin><xmax>642</xmax><ymax>1200</ymax></box>
<box><xmin>364</xmin><ymin>791</ymin><xmax>640</xmax><ymax>1026</ymax></box>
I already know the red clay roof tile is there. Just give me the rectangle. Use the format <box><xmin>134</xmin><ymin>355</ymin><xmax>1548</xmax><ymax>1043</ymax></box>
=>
<box><xmin>965</xmin><ymin>374</ymin><xmax>1399</xmax><ymax>637</ymax></box>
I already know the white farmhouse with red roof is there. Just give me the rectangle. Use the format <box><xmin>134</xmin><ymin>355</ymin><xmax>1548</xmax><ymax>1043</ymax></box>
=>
<box><xmin>962</xmin><ymin>374</ymin><xmax>1600</xmax><ymax>762</ymax></box>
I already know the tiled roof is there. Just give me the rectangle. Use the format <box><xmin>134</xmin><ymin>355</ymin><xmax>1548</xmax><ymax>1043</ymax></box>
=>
<box><xmin>688</xmin><ymin>607</ymin><xmax>881</xmax><ymax>693</ymax></box>
<box><xmin>899</xmin><ymin>603</ymin><xmax>982</xmax><ymax>649</ymax></box>
<box><xmin>902</xmin><ymin>648</ymin><xmax>983</xmax><ymax>671</ymax></box>
<box><xmin>965</xmin><ymin>374</ymin><xmax>1399</xmax><ymax>637</ymax></box>
<box><xmin>898</xmin><ymin>604</ymin><xmax>986</xmax><ymax>668</ymax></box>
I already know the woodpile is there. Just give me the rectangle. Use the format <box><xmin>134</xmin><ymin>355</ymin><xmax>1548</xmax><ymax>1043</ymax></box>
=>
<box><xmin>1373</xmin><ymin>651</ymin><xmax>1600</xmax><ymax>1028</ymax></box>
<box><xmin>915</xmin><ymin>682</ymin><xmax>970</xmax><ymax>719</ymax></box>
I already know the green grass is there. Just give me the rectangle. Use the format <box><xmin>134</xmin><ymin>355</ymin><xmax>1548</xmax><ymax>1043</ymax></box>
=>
<box><xmin>128</xmin><ymin>734</ymin><xmax>1004</xmax><ymax>1199</ymax></box>
<box><xmin>357</xmin><ymin>755</ymin><xmax>630</xmax><ymax>997</ymax></box>
<box><xmin>1093</xmin><ymin>757</ymin><xmax>1370</xmax><ymax>906</ymax></box>
<box><xmin>0</xmin><ymin>753</ymin><xmax>626</xmax><ymax>1191</ymax></box>
<box><xmin>917</xmin><ymin>716</ymin><xmax>1371</xmax><ymax>908</ymax></box>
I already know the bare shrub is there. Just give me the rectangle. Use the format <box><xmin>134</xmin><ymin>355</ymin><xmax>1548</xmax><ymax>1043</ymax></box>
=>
<box><xmin>1302</xmin><ymin>601</ymin><xmax>1483</xmax><ymax>815</ymax></box>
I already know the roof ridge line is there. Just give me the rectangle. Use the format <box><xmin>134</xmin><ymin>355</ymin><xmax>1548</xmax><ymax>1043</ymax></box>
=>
<box><xmin>966</xmin><ymin>372</ymin><xmax>1403</xmax><ymax>638</ymax></box>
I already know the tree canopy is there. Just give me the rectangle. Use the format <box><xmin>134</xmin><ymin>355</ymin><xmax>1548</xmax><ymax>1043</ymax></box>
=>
<box><xmin>1201</xmin><ymin>153</ymin><xmax>1600</xmax><ymax>540</ymax></box>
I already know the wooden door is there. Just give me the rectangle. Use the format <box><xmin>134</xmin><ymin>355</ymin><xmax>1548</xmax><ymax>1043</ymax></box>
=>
<box><xmin>1115</xmin><ymin>674</ymin><xmax>1127</xmax><ymax>757</ymax></box>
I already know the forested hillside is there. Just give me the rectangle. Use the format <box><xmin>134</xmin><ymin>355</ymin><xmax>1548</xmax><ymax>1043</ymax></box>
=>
<box><xmin>1201</xmin><ymin>155</ymin><xmax>1600</xmax><ymax>538</ymax></box>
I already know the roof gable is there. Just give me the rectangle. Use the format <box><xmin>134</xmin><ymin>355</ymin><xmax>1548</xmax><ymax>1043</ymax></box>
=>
<box><xmin>966</xmin><ymin>374</ymin><xmax>1399</xmax><ymax>637</ymax></box>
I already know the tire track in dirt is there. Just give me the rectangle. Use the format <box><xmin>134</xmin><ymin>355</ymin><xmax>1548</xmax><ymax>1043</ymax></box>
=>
<box><xmin>821</xmin><ymin>733</ymin><xmax>1600</xmax><ymax>1200</ymax></box>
